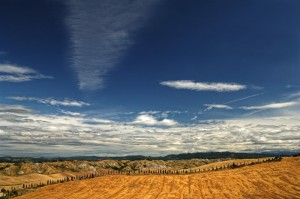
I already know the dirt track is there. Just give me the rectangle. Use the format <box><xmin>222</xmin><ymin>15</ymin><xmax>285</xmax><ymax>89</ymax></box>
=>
<box><xmin>17</xmin><ymin>157</ymin><xmax>300</xmax><ymax>199</ymax></box>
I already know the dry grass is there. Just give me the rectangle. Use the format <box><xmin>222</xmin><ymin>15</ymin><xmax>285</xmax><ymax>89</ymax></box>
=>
<box><xmin>16</xmin><ymin>157</ymin><xmax>300</xmax><ymax>199</ymax></box>
<box><xmin>0</xmin><ymin>171</ymin><xmax>91</xmax><ymax>190</ymax></box>
<box><xmin>178</xmin><ymin>158</ymin><xmax>271</xmax><ymax>173</ymax></box>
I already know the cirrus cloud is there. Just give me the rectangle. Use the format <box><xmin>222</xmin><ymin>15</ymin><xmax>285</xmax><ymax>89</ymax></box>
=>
<box><xmin>66</xmin><ymin>0</ymin><xmax>159</xmax><ymax>90</ymax></box>
<box><xmin>8</xmin><ymin>96</ymin><xmax>90</xmax><ymax>107</ymax></box>
<box><xmin>240</xmin><ymin>101</ymin><xmax>298</xmax><ymax>110</ymax></box>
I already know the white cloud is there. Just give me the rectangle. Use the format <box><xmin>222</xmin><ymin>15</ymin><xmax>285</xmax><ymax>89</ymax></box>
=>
<box><xmin>0</xmin><ymin>104</ymin><xmax>32</xmax><ymax>113</ymax></box>
<box><xmin>137</xmin><ymin>110</ymin><xmax>187</xmax><ymax>119</ymax></box>
<box><xmin>61</xmin><ymin>110</ymin><xmax>85</xmax><ymax>117</ymax></box>
<box><xmin>0</xmin><ymin>104</ymin><xmax>299</xmax><ymax>157</ymax></box>
<box><xmin>204</xmin><ymin>104</ymin><xmax>233</xmax><ymax>110</ymax></box>
<box><xmin>240</xmin><ymin>101</ymin><xmax>298</xmax><ymax>110</ymax></box>
<box><xmin>132</xmin><ymin>114</ymin><xmax>178</xmax><ymax>126</ymax></box>
<box><xmin>0</xmin><ymin>64</ymin><xmax>36</xmax><ymax>74</ymax></box>
<box><xmin>84</xmin><ymin>118</ymin><xmax>112</xmax><ymax>124</ymax></box>
<box><xmin>160</xmin><ymin>80</ymin><xmax>246</xmax><ymax>92</ymax></box>
<box><xmin>191</xmin><ymin>116</ymin><xmax>198</xmax><ymax>120</ymax></box>
<box><xmin>66</xmin><ymin>0</ymin><xmax>158</xmax><ymax>90</ymax></box>
<box><xmin>0</xmin><ymin>64</ymin><xmax>53</xmax><ymax>82</ymax></box>
<box><xmin>8</xmin><ymin>96</ymin><xmax>90</xmax><ymax>107</ymax></box>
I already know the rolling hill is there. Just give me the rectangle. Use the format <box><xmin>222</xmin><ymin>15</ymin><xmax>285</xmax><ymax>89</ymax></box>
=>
<box><xmin>16</xmin><ymin>157</ymin><xmax>300</xmax><ymax>199</ymax></box>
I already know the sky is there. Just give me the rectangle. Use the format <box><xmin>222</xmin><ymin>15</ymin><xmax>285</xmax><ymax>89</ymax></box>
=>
<box><xmin>0</xmin><ymin>0</ymin><xmax>299</xmax><ymax>157</ymax></box>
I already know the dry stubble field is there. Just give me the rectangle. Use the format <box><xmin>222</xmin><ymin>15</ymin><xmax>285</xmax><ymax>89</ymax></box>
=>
<box><xmin>17</xmin><ymin>157</ymin><xmax>300</xmax><ymax>199</ymax></box>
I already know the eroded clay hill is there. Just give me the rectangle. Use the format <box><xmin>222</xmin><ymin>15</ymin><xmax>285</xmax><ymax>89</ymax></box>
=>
<box><xmin>17</xmin><ymin>157</ymin><xmax>300</xmax><ymax>199</ymax></box>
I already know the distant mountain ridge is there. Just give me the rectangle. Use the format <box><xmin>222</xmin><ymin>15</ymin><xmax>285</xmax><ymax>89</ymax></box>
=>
<box><xmin>1</xmin><ymin>151</ymin><xmax>296</xmax><ymax>163</ymax></box>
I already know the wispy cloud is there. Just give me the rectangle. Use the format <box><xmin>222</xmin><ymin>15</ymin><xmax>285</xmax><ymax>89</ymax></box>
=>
<box><xmin>288</xmin><ymin>91</ymin><xmax>300</xmax><ymax>99</ymax></box>
<box><xmin>138</xmin><ymin>110</ymin><xmax>187</xmax><ymax>115</ymax></box>
<box><xmin>204</xmin><ymin>104</ymin><xmax>233</xmax><ymax>111</ymax></box>
<box><xmin>0</xmin><ymin>64</ymin><xmax>52</xmax><ymax>82</ymax></box>
<box><xmin>286</xmin><ymin>85</ymin><xmax>300</xmax><ymax>89</ymax></box>
<box><xmin>137</xmin><ymin>110</ymin><xmax>187</xmax><ymax>119</ymax></box>
<box><xmin>225</xmin><ymin>93</ymin><xmax>264</xmax><ymax>104</ymax></box>
<box><xmin>132</xmin><ymin>114</ymin><xmax>178</xmax><ymax>126</ymax></box>
<box><xmin>191</xmin><ymin>116</ymin><xmax>198</xmax><ymax>120</ymax></box>
<box><xmin>66</xmin><ymin>0</ymin><xmax>158</xmax><ymax>90</ymax></box>
<box><xmin>61</xmin><ymin>110</ymin><xmax>85</xmax><ymax>117</ymax></box>
<box><xmin>250</xmin><ymin>85</ymin><xmax>264</xmax><ymax>90</ymax></box>
<box><xmin>8</xmin><ymin>96</ymin><xmax>90</xmax><ymax>107</ymax></box>
<box><xmin>200</xmin><ymin>93</ymin><xmax>264</xmax><ymax>114</ymax></box>
<box><xmin>160</xmin><ymin>80</ymin><xmax>246</xmax><ymax>92</ymax></box>
<box><xmin>240</xmin><ymin>101</ymin><xmax>298</xmax><ymax>110</ymax></box>
<box><xmin>139</xmin><ymin>111</ymin><xmax>161</xmax><ymax>115</ymax></box>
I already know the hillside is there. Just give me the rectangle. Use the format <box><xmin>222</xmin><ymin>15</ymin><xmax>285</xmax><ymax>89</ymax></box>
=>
<box><xmin>0</xmin><ymin>158</ymin><xmax>226</xmax><ymax>176</ymax></box>
<box><xmin>0</xmin><ymin>158</ymin><xmax>228</xmax><ymax>190</ymax></box>
<box><xmin>16</xmin><ymin>157</ymin><xmax>300</xmax><ymax>199</ymax></box>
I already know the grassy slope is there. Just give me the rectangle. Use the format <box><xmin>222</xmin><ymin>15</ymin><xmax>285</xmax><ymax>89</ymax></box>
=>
<box><xmin>17</xmin><ymin>157</ymin><xmax>300</xmax><ymax>199</ymax></box>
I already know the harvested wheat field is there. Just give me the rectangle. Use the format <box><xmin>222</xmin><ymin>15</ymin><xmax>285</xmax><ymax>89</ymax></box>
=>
<box><xmin>17</xmin><ymin>157</ymin><xmax>300</xmax><ymax>199</ymax></box>
<box><xmin>0</xmin><ymin>171</ymin><xmax>93</xmax><ymax>190</ymax></box>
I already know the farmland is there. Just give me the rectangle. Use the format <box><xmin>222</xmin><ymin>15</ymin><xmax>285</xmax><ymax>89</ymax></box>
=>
<box><xmin>14</xmin><ymin>157</ymin><xmax>300</xmax><ymax>199</ymax></box>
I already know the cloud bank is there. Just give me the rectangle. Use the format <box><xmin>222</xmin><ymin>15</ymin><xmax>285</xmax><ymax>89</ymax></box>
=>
<box><xmin>0</xmin><ymin>64</ymin><xmax>52</xmax><ymax>82</ymax></box>
<box><xmin>66</xmin><ymin>0</ymin><xmax>158</xmax><ymax>90</ymax></box>
<box><xmin>161</xmin><ymin>80</ymin><xmax>246</xmax><ymax>92</ymax></box>
<box><xmin>0</xmin><ymin>104</ymin><xmax>299</xmax><ymax>157</ymax></box>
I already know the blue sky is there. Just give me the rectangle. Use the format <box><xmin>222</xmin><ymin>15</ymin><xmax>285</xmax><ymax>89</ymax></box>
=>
<box><xmin>0</xmin><ymin>0</ymin><xmax>299</xmax><ymax>157</ymax></box>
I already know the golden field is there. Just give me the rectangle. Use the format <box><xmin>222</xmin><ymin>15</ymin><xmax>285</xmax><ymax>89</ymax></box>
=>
<box><xmin>16</xmin><ymin>157</ymin><xmax>300</xmax><ymax>199</ymax></box>
<box><xmin>0</xmin><ymin>158</ymin><xmax>227</xmax><ymax>190</ymax></box>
